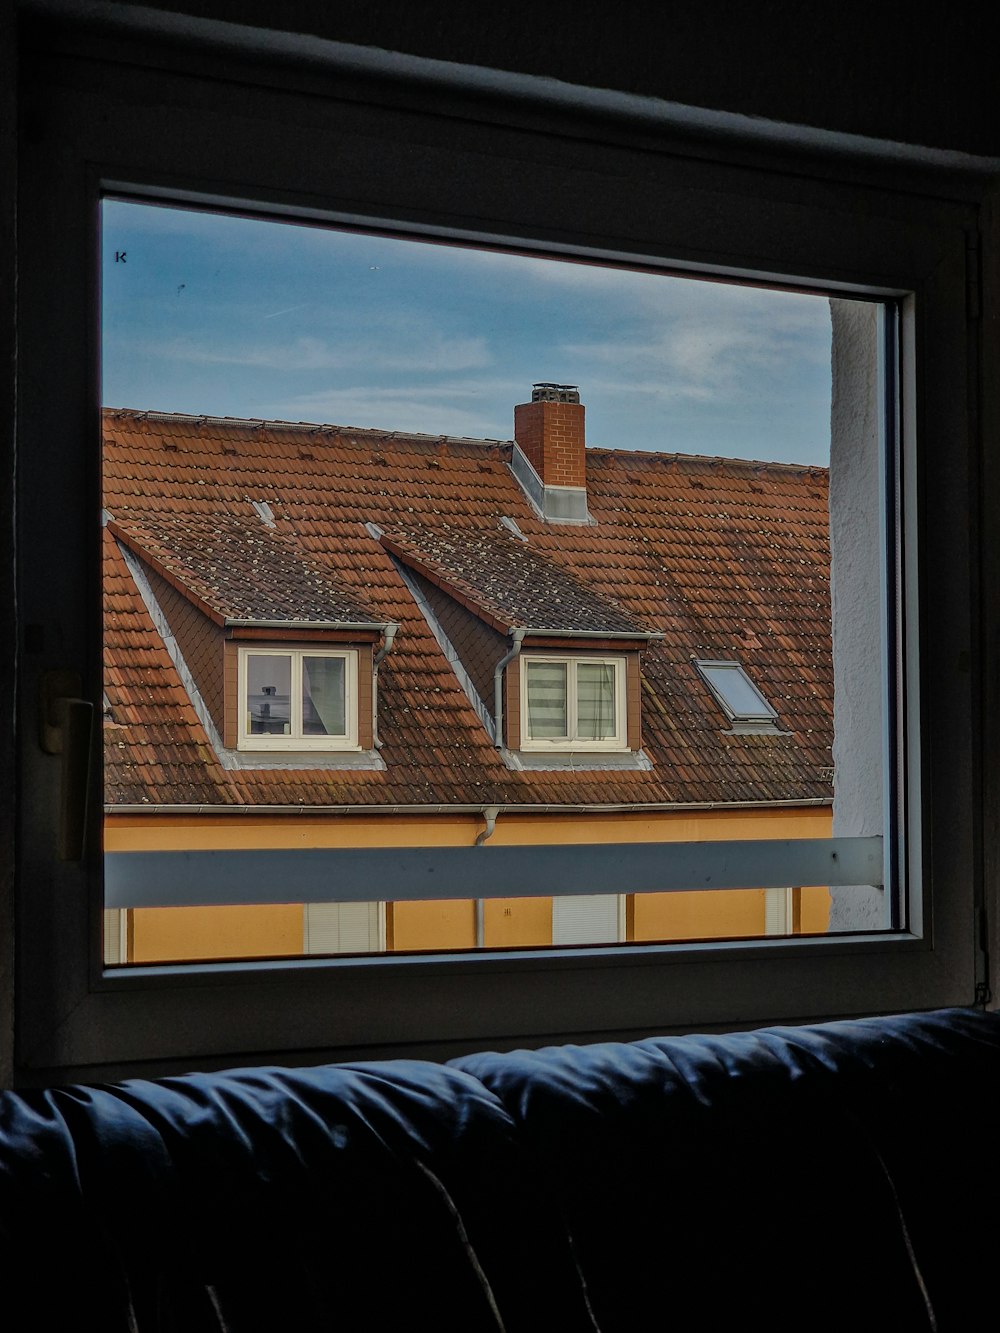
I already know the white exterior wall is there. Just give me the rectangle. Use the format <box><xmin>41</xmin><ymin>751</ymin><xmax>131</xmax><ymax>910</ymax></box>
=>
<box><xmin>829</xmin><ymin>299</ymin><xmax>887</xmax><ymax>929</ymax></box>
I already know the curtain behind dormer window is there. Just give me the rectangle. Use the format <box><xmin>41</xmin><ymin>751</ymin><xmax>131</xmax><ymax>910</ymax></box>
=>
<box><xmin>526</xmin><ymin>660</ymin><xmax>569</xmax><ymax>738</ymax></box>
<box><xmin>303</xmin><ymin>656</ymin><xmax>347</xmax><ymax>737</ymax></box>
<box><xmin>577</xmin><ymin>663</ymin><xmax>615</xmax><ymax>740</ymax></box>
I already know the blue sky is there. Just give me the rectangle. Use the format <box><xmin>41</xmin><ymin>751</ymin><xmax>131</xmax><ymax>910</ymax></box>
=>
<box><xmin>102</xmin><ymin>199</ymin><xmax>833</xmax><ymax>466</ymax></box>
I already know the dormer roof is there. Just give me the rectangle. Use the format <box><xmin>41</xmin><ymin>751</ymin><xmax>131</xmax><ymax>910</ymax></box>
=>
<box><xmin>379</xmin><ymin>524</ymin><xmax>655</xmax><ymax>639</ymax></box>
<box><xmin>107</xmin><ymin>511</ymin><xmax>385</xmax><ymax>630</ymax></box>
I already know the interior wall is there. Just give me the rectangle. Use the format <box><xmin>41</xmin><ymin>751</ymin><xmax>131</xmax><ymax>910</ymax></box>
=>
<box><xmin>32</xmin><ymin>1</ymin><xmax>1000</xmax><ymax>158</ymax></box>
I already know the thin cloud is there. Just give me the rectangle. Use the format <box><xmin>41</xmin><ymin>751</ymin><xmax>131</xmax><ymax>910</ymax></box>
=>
<box><xmin>261</xmin><ymin>303</ymin><xmax>310</xmax><ymax>320</ymax></box>
<box><xmin>264</xmin><ymin>378</ymin><xmax>525</xmax><ymax>437</ymax></box>
<box><xmin>559</xmin><ymin>305</ymin><xmax>829</xmax><ymax>402</ymax></box>
<box><xmin>153</xmin><ymin>332</ymin><xmax>493</xmax><ymax>374</ymax></box>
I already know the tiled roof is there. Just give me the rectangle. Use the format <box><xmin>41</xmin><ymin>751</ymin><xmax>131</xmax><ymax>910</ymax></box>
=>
<box><xmin>104</xmin><ymin>524</ymin><xmax>232</xmax><ymax>805</ymax></box>
<box><xmin>380</xmin><ymin>524</ymin><xmax>650</xmax><ymax>637</ymax></box>
<box><xmin>108</xmin><ymin>511</ymin><xmax>382</xmax><ymax>627</ymax></box>
<box><xmin>103</xmin><ymin>409</ymin><xmax>833</xmax><ymax>809</ymax></box>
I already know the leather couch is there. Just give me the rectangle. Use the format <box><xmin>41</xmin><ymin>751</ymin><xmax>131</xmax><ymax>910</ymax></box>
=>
<box><xmin>2</xmin><ymin>1008</ymin><xmax>998</xmax><ymax>1331</ymax></box>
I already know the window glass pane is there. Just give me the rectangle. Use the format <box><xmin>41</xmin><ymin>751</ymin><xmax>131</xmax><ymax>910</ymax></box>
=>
<box><xmin>303</xmin><ymin>656</ymin><xmax>346</xmax><ymax>736</ymax></box>
<box><xmin>525</xmin><ymin>661</ymin><xmax>569</xmax><ymax>738</ymax></box>
<box><xmin>100</xmin><ymin>198</ymin><xmax>891</xmax><ymax>964</ymax></box>
<box><xmin>246</xmin><ymin>655</ymin><xmax>291</xmax><ymax>735</ymax></box>
<box><xmin>697</xmin><ymin>662</ymin><xmax>775</xmax><ymax>721</ymax></box>
<box><xmin>576</xmin><ymin>662</ymin><xmax>616</xmax><ymax>740</ymax></box>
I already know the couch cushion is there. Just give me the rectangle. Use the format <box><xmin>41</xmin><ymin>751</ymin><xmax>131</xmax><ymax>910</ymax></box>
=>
<box><xmin>453</xmin><ymin>1008</ymin><xmax>1000</xmax><ymax>1333</ymax></box>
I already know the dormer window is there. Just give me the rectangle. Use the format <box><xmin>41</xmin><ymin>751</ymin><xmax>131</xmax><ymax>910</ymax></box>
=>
<box><xmin>694</xmin><ymin>659</ymin><xmax>781</xmax><ymax>732</ymax></box>
<box><xmin>238</xmin><ymin>647</ymin><xmax>359</xmax><ymax>750</ymax></box>
<box><xmin>520</xmin><ymin>655</ymin><xmax>627</xmax><ymax>751</ymax></box>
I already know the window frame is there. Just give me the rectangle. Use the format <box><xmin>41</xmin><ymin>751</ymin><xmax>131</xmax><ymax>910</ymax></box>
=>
<box><xmin>693</xmin><ymin>659</ymin><xmax>781</xmax><ymax>727</ymax></box>
<box><xmin>237</xmin><ymin>647</ymin><xmax>360</xmax><ymax>752</ymax></box>
<box><xmin>12</xmin><ymin>24</ymin><xmax>989</xmax><ymax>1081</ymax></box>
<box><xmin>520</xmin><ymin>654</ymin><xmax>628</xmax><ymax>752</ymax></box>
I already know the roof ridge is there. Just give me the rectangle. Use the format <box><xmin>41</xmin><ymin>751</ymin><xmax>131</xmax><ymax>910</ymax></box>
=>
<box><xmin>586</xmin><ymin>445</ymin><xmax>828</xmax><ymax>474</ymax></box>
<box><xmin>103</xmin><ymin>408</ymin><xmax>827</xmax><ymax>473</ymax></box>
<box><xmin>103</xmin><ymin>407</ymin><xmax>511</xmax><ymax>451</ymax></box>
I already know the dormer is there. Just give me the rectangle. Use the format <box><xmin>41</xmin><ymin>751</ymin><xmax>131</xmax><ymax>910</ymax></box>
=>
<box><xmin>106</xmin><ymin>511</ymin><xmax>394</xmax><ymax>761</ymax></box>
<box><xmin>378</xmin><ymin>522</ymin><xmax>659</xmax><ymax>768</ymax></box>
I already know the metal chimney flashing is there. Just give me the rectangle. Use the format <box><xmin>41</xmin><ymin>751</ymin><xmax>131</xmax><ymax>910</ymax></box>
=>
<box><xmin>509</xmin><ymin>443</ymin><xmax>594</xmax><ymax>525</ymax></box>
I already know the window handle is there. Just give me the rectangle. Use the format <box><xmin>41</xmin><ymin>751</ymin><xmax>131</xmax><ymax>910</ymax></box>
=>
<box><xmin>39</xmin><ymin>670</ymin><xmax>94</xmax><ymax>862</ymax></box>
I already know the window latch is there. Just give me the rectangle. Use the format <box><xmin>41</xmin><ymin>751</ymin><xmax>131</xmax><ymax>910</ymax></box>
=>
<box><xmin>39</xmin><ymin>670</ymin><xmax>94</xmax><ymax>862</ymax></box>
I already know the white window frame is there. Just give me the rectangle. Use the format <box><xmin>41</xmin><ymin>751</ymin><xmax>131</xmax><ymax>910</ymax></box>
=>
<box><xmin>237</xmin><ymin>647</ymin><xmax>359</xmax><ymax>752</ymax></box>
<box><xmin>520</xmin><ymin>655</ymin><xmax>627</xmax><ymax>752</ymax></box>
<box><xmin>12</xmin><ymin>21</ymin><xmax>990</xmax><ymax>1081</ymax></box>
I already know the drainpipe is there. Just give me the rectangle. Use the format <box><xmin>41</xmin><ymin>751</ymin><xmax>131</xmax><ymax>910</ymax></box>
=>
<box><xmin>371</xmin><ymin>623</ymin><xmax>399</xmax><ymax>750</ymax></box>
<box><xmin>475</xmin><ymin>804</ymin><xmax>501</xmax><ymax>847</ymax></box>
<box><xmin>493</xmin><ymin>628</ymin><xmax>526</xmax><ymax>750</ymax></box>
<box><xmin>474</xmin><ymin>805</ymin><xmax>501</xmax><ymax>947</ymax></box>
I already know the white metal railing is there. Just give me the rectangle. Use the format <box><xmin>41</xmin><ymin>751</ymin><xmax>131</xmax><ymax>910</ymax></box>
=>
<box><xmin>104</xmin><ymin>836</ymin><xmax>883</xmax><ymax>908</ymax></box>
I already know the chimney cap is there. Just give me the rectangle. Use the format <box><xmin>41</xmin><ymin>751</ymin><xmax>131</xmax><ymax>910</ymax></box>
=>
<box><xmin>531</xmin><ymin>382</ymin><xmax>580</xmax><ymax>404</ymax></box>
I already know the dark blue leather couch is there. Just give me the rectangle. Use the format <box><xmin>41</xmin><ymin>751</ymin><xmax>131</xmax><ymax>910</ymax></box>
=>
<box><xmin>2</xmin><ymin>1008</ymin><xmax>998</xmax><ymax>1331</ymax></box>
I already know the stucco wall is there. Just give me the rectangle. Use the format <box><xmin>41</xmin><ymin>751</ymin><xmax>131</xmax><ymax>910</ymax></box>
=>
<box><xmin>828</xmin><ymin>299</ymin><xmax>887</xmax><ymax>930</ymax></box>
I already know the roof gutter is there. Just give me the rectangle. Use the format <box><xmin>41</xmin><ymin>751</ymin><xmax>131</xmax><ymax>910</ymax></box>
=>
<box><xmin>106</xmin><ymin>797</ymin><xmax>833</xmax><ymax>816</ymax></box>
<box><xmin>371</xmin><ymin>622</ymin><xmax>400</xmax><ymax>750</ymax></box>
<box><xmin>493</xmin><ymin>628</ymin><xmax>526</xmax><ymax>749</ymax></box>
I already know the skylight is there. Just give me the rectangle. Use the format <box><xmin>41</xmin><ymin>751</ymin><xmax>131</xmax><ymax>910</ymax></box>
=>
<box><xmin>694</xmin><ymin>659</ymin><xmax>779</xmax><ymax>727</ymax></box>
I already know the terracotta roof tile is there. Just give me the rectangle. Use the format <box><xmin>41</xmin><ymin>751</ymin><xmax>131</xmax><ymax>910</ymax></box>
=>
<box><xmin>103</xmin><ymin>410</ymin><xmax>833</xmax><ymax>810</ymax></box>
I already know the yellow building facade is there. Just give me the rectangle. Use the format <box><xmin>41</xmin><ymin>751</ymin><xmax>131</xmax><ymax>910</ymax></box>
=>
<box><xmin>106</xmin><ymin>805</ymin><xmax>831</xmax><ymax>962</ymax></box>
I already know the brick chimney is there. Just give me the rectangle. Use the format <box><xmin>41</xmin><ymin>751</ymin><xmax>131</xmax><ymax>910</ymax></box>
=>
<box><xmin>514</xmin><ymin>383</ymin><xmax>586</xmax><ymax>490</ymax></box>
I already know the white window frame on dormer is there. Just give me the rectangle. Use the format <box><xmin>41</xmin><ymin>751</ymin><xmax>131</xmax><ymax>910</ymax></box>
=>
<box><xmin>236</xmin><ymin>647</ymin><xmax>360</xmax><ymax>752</ymax></box>
<box><xmin>519</xmin><ymin>655</ymin><xmax>628</xmax><ymax>752</ymax></box>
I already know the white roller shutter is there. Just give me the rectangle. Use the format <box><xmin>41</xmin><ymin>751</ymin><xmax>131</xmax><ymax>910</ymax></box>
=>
<box><xmin>764</xmin><ymin>887</ymin><xmax>794</xmax><ymax>936</ymax></box>
<box><xmin>103</xmin><ymin>909</ymin><xmax>126</xmax><ymax>964</ymax></box>
<box><xmin>304</xmin><ymin>902</ymin><xmax>383</xmax><ymax>954</ymax></box>
<box><xmin>552</xmin><ymin>894</ymin><xmax>622</xmax><ymax>945</ymax></box>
